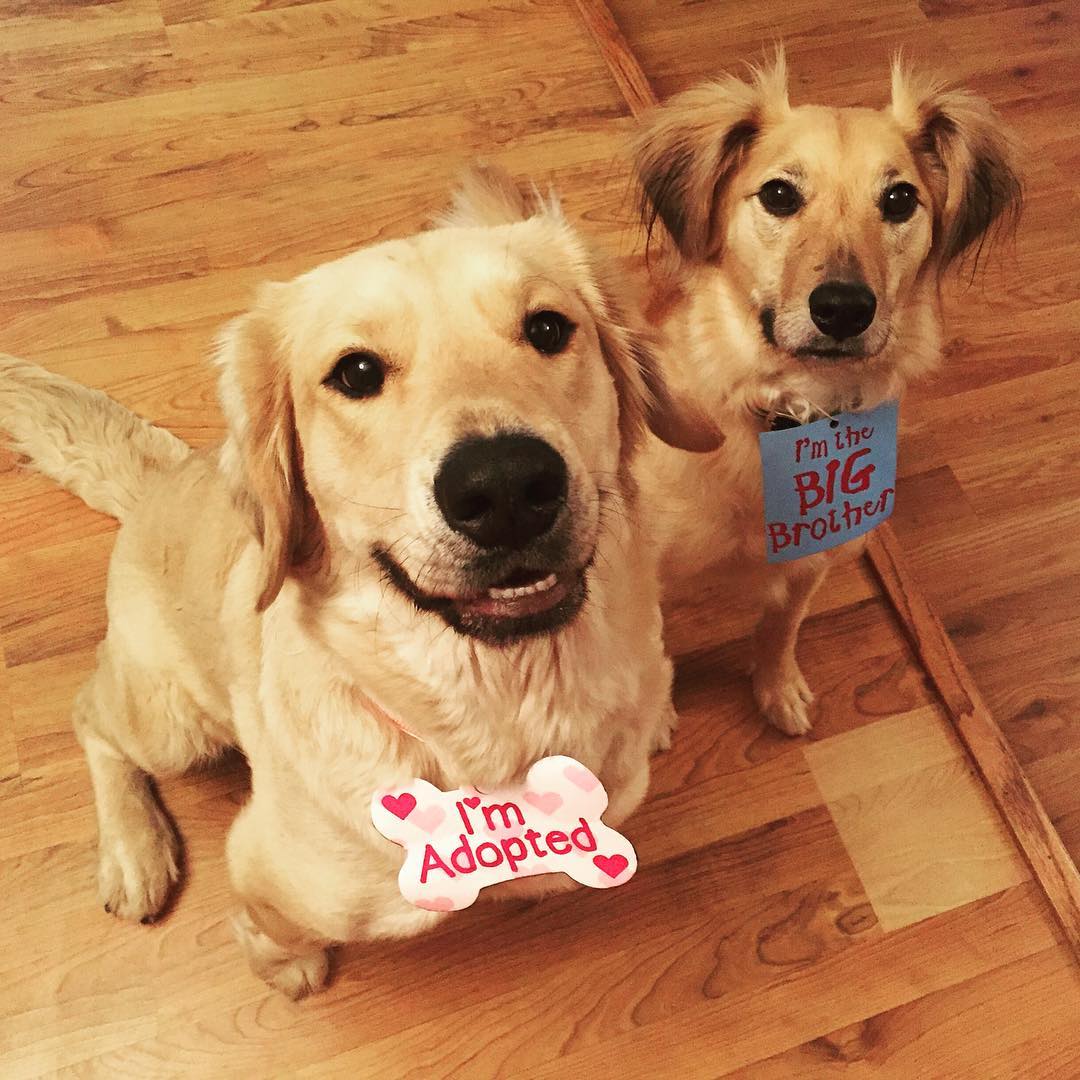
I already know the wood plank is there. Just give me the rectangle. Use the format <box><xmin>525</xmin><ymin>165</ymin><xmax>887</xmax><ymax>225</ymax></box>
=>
<box><xmin>2</xmin><ymin>0</ymin><xmax>1078</xmax><ymax>1075</ymax></box>
<box><xmin>735</xmin><ymin>944</ymin><xmax>1080</xmax><ymax>1079</ymax></box>
<box><xmin>867</xmin><ymin>526</ymin><xmax>1080</xmax><ymax>954</ymax></box>
<box><xmin>806</xmin><ymin>708</ymin><xmax>1028</xmax><ymax>929</ymax></box>
<box><xmin>341</xmin><ymin>884</ymin><xmax>1058</xmax><ymax>1078</ymax></box>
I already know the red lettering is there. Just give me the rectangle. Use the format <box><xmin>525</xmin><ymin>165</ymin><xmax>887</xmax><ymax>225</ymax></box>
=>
<box><xmin>546</xmin><ymin>830</ymin><xmax>571</xmax><ymax>855</ymax></box>
<box><xmin>570</xmin><ymin>817</ymin><xmax>597</xmax><ymax>853</ymax></box>
<box><xmin>450</xmin><ymin>835</ymin><xmax>477</xmax><ymax>874</ymax></box>
<box><xmin>482</xmin><ymin>801</ymin><xmax>524</xmax><ymax>831</ymax></box>
<box><xmin>794</xmin><ymin>470</ymin><xmax>826</xmax><ymax>515</ymax></box>
<box><xmin>525</xmin><ymin>828</ymin><xmax>548</xmax><ymax>858</ymax></box>
<box><xmin>420</xmin><ymin>843</ymin><xmax>455</xmax><ymax>884</ymax></box>
<box><xmin>500</xmin><ymin>837</ymin><xmax>527</xmax><ymax>873</ymax></box>
<box><xmin>767</xmin><ymin>522</ymin><xmax>791</xmax><ymax>553</ymax></box>
<box><xmin>475</xmin><ymin>841</ymin><xmax>503</xmax><ymax>868</ymax></box>
<box><xmin>840</xmin><ymin>447</ymin><xmax>874</xmax><ymax>495</ymax></box>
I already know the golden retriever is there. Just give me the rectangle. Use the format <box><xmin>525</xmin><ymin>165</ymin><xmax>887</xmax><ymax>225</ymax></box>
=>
<box><xmin>632</xmin><ymin>53</ymin><xmax>1022</xmax><ymax>735</ymax></box>
<box><xmin>0</xmin><ymin>168</ymin><xmax>712</xmax><ymax>998</ymax></box>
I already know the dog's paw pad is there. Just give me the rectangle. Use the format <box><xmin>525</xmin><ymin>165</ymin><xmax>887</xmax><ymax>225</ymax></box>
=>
<box><xmin>97</xmin><ymin>807</ymin><xmax>181</xmax><ymax>922</ymax></box>
<box><xmin>268</xmin><ymin>948</ymin><xmax>331</xmax><ymax>1001</ymax></box>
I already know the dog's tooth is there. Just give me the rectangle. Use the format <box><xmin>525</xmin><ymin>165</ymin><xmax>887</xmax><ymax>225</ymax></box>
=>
<box><xmin>486</xmin><ymin>573</ymin><xmax>558</xmax><ymax>600</ymax></box>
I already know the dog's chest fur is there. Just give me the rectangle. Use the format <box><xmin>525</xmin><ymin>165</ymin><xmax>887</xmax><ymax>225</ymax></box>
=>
<box><xmin>248</xmin><ymin>513</ymin><xmax>667</xmax><ymax>845</ymax></box>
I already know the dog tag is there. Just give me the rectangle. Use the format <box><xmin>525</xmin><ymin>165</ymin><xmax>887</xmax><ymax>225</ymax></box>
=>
<box><xmin>759</xmin><ymin>400</ymin><xmax>899</xmax><ymax>563</ymax></box>
<box><xmin>371</xmin><ymin>755</ymin><xmax>637</xmax><ymax>912</ymax></box>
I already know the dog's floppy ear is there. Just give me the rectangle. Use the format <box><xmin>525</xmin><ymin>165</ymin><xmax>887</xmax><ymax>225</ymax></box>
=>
<box><xmin>580</xmin><ymin>260</ymin><xmax>722</xmax><ymax>456</ymax></box>
<box><xmin>215</xmin><ymin>285</ymin><xmax>316</xmax><ymax>612</ymax></box>
<box><xmin>434</xmin><ymin>162</ymin><xmax>559</xmax><ymax>229</ymax></box>
<box><xmin>891</xmin><ymin>61</ymin><xmax>1022</xmax><ymax>271</ymax></box>
<box><xmin>633</xmin><ymin>50</ymin><xmax>789</xmax><ymax>261</ymax></box>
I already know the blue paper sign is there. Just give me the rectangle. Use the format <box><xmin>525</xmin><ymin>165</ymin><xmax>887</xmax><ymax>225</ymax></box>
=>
<box><xmin>759</xmin><ymin>400</ymin><xmax>899</xmax><ymax>563</ymax></box>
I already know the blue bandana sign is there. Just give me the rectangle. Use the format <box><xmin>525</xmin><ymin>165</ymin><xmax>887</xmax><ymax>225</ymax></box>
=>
<box><xmin>759</xmin><ymin>400</ymin><xmax>899</xmax><ymax>563</ymax></box>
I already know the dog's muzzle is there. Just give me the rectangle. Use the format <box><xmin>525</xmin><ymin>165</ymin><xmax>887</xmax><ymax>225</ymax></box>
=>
<box><xmin>375</xmin><ymin>432</ymin><xmax>589</xmax><ymax>645</ymax></box>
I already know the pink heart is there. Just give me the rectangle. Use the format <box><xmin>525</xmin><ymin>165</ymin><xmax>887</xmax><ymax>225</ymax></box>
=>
<box><xmin>411</xmin><ymin>805</ymin><xmax>446</xmax><ymax>833</ymax></box>
<box><xmin>381</xmin><ymin>793</ymin><xmax>417</xmax><ymax>820</ymax></box>
<box><xmin>415</xmin><ymin>896</ymin><xmax>455</xmax><ymax>912</ymax></box>
<box><xmin>593</xmin><ymin>854</ymin><xmax>629</xmax><ymax>879</ymax></box>
<box><xmin>564</xmin><ymin>765</ymin><xmax>599</xmax><ymax>792</ymax></box>
<box><xmin>463</xmin><ymin>796</ymin><xmax>481</xmax><ymax>809</ymax></box>
<box><xmin>523</xmin><ymin>790</ymin><xmax>563</xmax><ymax>815</ymax></box>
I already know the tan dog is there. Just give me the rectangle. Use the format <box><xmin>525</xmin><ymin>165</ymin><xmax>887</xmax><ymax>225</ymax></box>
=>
<box><xmin>633</xmin><ymin>54</ymin><xmax>1022</xmax><ymax>735</ymax></box>
<box><xmin>0</xmin><ymin>170</ymin><xmax>711</xmax><ymax>998</ymax></box>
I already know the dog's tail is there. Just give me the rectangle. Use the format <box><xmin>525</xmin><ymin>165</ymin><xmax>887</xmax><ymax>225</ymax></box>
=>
<box><xmin>0</xmin><ymin>355</ymin><xmax>191</xmax><ymax>521</ymax></box>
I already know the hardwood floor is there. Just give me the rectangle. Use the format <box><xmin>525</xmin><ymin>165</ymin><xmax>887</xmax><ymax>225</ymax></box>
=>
<box><xmin>2</xmin><ymin>1</ymin><xmax>1078</xmax><ymax>1076</ymax></box>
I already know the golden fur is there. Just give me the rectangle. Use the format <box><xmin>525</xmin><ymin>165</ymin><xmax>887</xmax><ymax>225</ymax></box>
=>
<box><xmin>633</xmin><ymin>53</ymin><xmax>1022</xmax><ymax>735</ymax></box>
<box><xmin>0</xmin><ymin>170</ymin><xmax>707</xmax><ymax>998</ymax></box>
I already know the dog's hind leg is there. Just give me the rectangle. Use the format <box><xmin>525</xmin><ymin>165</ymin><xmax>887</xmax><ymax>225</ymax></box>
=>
<box><xmin>751</xmin><ymin>556</ymin><xmax>829</xmax><ymax>736</ymax></box>
<box><xmin>74</xmin><ymin>646</ymin><xmax>228</xmax><ymax>923</ymax></box>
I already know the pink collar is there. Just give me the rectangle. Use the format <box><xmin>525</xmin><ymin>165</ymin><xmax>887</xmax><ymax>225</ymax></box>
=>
<box><xmin>357</xmin><ymin>689</ymin><xmax>426</xmax><ymax>744</ymax></box>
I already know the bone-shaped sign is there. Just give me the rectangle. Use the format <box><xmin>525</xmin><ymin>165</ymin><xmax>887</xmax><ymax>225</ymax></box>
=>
<box><xmin>371</xmin><ymin>755</ymin><xmax>637</xmax><ymax>911</ymax></box>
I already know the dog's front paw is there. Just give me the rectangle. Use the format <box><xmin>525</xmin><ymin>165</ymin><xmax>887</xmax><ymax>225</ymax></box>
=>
<box><xmin>752</xmin><ymin>663</ymin><xmax>815</xmax><ymax>737</ymax></box>
<box><xmin>98</xmin><ymin>802</ymin><xmax>181</xmax><ymax>923</ymax></box>
<box><xmin>266</xmin><ymin>947</ymin><xmax>331</xmax><ymax>1001</ymax></box>
<box><xmin>233</xmin><ymin>908</ymin><xmax>332</xmax><ymax>1000</ymax></box>
<box><xmin>651</xmin><ymin>703</ymin><xmax>679</xmax><ymax>753</ymax></box>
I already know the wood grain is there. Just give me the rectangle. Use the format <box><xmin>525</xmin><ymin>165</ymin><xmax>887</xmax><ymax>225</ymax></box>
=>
<box><xmin>2</xmin><ymin>0</ymin><xmax>1079</xmax><ymax>1075</ymax></box>
<box><xmin>574</xmin><ymin>0</ymin><xmax>1080</xmax><ymax>964</ymax></box>
<box><xmin>867</xmin><ymin>527</ymin><xmax>1080</xmax><ymax>953</ymax></box>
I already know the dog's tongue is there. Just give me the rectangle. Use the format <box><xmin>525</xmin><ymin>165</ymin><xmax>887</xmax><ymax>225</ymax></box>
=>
<box><xmin>456</xmin><ymin>572</ymin><xmax>567</xmax><ymax>618</ymax></box>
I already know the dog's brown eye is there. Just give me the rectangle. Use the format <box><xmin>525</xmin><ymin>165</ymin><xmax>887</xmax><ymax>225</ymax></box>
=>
<box><xmin>525</xmin><ymin>310</ymin><xmax>574</xmax><ymax>355</ymax></box>
<box><xmin>757</xmin><ymin>179</ymin><xmax>803</xmax><ymax>217</ymax></box>
<box><xmin>325</xmin><ymin>351</ymin><xmax>386</xmax><ymax>399</ymax></box>
<box><xmin>881</xmin><ymin>182</ymin><xmax>919</xmax><ymax>223</ymax></box>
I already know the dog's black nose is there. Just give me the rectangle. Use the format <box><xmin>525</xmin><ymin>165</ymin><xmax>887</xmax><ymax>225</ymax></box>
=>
<box><xmin>808</xmin><ymin>282</ymin><xmax>877</xmax><ymax>340</ymax></box>
<box><xmin>434</xmin><ymin>434</ymin><xmax>568</xmax><ymax>550</ymax></box>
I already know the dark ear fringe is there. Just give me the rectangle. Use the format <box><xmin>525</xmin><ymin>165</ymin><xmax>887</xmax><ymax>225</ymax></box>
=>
<box><xmin>922</xmin><ymin>113</ymin><xmax>1023</xmax><ymax>276</ymax></box>
<box><xmin>637</xmin><ymin>120</ymin><xmax>759</xmax><ymax>262</ymax></box>
<box><xmin>635</xmin><ymin>102</ymin><xmax>760</xmax><ymax>263</ymax></box>
<box><xmin>633</xmin><ymin>50</ymin><xmax>788</xmax><ymax>263</ymax></box>
<box><xmin>894</xmin><ymin>63</ymin><xmax>1023</xmax><ymax>279</ymax></box>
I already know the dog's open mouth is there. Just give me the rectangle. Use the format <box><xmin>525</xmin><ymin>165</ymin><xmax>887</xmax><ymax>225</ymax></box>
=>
<box><xmin>373</xmin><ymin>549</ymin><xmax>588</xmax><ymax>645</ymax></box>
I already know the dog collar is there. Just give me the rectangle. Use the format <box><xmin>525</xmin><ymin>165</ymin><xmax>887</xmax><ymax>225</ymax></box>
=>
<box><xmin>753</xmin><ymin>403</ymin><xmax>837</xmax><ymax>432</ymax></box>
<box><xmin>358</xmin><ymin>689</ymin><xmax>427</xmax><ymax>744</ymax></box>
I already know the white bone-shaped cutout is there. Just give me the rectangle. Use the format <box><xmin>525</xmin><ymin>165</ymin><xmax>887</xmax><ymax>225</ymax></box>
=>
<box><xmin>371</xmin><ymin>755</ymin><xmax>638</xmax><ymax>911</ymax></box>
